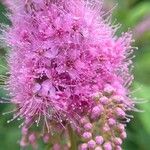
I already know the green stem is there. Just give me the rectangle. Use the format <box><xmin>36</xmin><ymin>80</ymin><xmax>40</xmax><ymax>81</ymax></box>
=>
<box><xmin>68</xmin><ymin>125</ymin><xmax>77</xmax><ymax>150</ymax></box>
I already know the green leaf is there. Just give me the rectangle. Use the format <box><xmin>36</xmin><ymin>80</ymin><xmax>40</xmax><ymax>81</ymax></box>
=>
<box><xmin>132</xmin><ymin>82</ymin><xmax>150</xmax><ymax>133</ymax></box>
<box><xmin>126</xmin><ymin>2</ymin><xmax>150</xmax><ymax>26</ymax></box>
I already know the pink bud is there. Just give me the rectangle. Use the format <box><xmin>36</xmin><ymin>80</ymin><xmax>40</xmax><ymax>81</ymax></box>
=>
<box><xmin>115</xmin><ymin>108</ymin><xmax>126</xmax><ymax>118</ymax></box>
<box><xmin>87</xmin><ymin>140</ymin><xmax>96</xmax><ymax>148</ymax></box>
<box><xmin>84</xmin><ymin>123</ymin><xmax>93</xmax><ymax>131</ymax></box>
<box><xmin>91</xmin><ymin>105</ymin><xmax>103</xmax><ymax>119</ymax></box>
<box><xmin>100</xmin><ymin>96</ymin><xmax>109</xmax><ymax>105</ymax></box>
<box><xmin>82</xmin><ymin>132</ymin><xmax>92</xmax><ymax>140</ymax></box>
<box><xmin>95</xmin><ymin>136</ymin><xmax>104</xmax><ymax>145</ymax></box>
<box><xmin>52</xmin><ymin>144</ymin><xmax>61</xmax><ymax>150</ymax></box>
<box><xmin>116</xmin><ymin>146</ymin><xmax>122</xmax><ymax>150</ymax></box>
<box><xmin>117</xmin><ymin>124</ymin><xmax>125</xmax><ymax>132</ymax></box>
<box><xmin>20</xmin><ymin>137</ymin><xmax>28</xmax><ymax>148</ymax></box>
<box><xmin>95</xmin><ymin>146</ymin><xmax>102</xmax><ymax>150</ymax></box>
<box><xmin>22</xmin><ymin>126</ymin><xmax>28</xmax><ymax>135</ymax></box>
<box><xmin>80</xmin><ymin>143</ymin><xmax>88</xmax><ymax>150</ymax></box>
<box><xmin>29</xmin><ymin>133</ymin><xmax>36</xmax><ymax>144</ymax></box>
<box><xmin>43</xmin><ymin>134</ymin><xmax>50</xmax><ymax>143</ymax></box>
<box><xmin>114</xmin><ymin>137</ymin><xmax>122</xmax><ymax>145</ymax></box>
<box><xmin>103</xmin><ymin>142</ymin><xmax>112</xmax><ymax>150</ymax></box>
<box><xmin>108</xmin><ymin>118</ymin><xmax>116</xmax><ymax>126</ymax></box>
<box><xmin>121</xmin><ymin>131</ymin><xmax>127</xmax><ymax>139</ymax></box>
<box><xmin>80</xmin><ymin>117</ymin><xmax>88</xmax><ymax>125</ymax></box>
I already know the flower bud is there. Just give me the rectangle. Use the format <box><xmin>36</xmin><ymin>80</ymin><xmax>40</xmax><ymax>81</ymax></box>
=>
<box><xmin>108</xmin><ymin>118</ymin><xmax>116</xmax><ymax>126</ymax></box>
<box><xmin>115</xmin><ymin>108</ymin><xmax>126</xmax><ymax>118</ymax></box>
<box><xmin>116</xmin><ymin>146</ymin><xmax>122</xmax><ymax>150</ymax></box>
<box><xmin>20</xmin><ymin>137</ymin><xmax>28</xmax><ymax>148</ymax></box>
<box><xmin>100</xmin><ymin>96</ymin><xmax>109</xmax><ymax>105</ymax></box>
<box><xmin>91</xmin><ymin>105</ymin><xmax>104</xmax><ymax>119</ymax></box>
<box><xmin>84</xmin><ymin>123</ymin><xmax>93</xmax><ymax>131</ymax></box>
<box><xmin>114</xmin><ymin>137</ymin><xmax>122</xmax><ymax>145</ymax></box>
<box><xmin>80</xmin><ymin>117</ymin><xmax>88</xmax><ymax>125</ymax></box>
<box><xmin>80</xmin><ymin>143</ymin><xmax>88</xmax><ymax>150</ymax></box>
<box><xmin>82</xmin><ymin>132</ymin><xmax>92</xmax><ymax>140</ymax></box>
<box><xmin>22</xmin><ymin>126</ymin><xmax>28</xmax><ymax>136</ymax></box>
<box><xmin>95</xmin><ymin>136</ymin><xmax>104</xmax><ymax>145</ymax></box>
<box><xmin>117</xmin><ymin>124</ymin><xmax>125</xmax><ymax>132</ymax></box>
<box><xmin>95</xmin><ymin>146</ymin><xmax>102</xmax><ymax>150</ymax></box>
<box><xmin>29</xmin><ymin>133</ymin><xmax>36</xmax><ymax>144</ymax></box>
<box><xmin>87</xmin><ymin>140</ymin><xmax>96</xmax><ymax>149</ymax></box>
<box><xmin>43</xmin><ymin>134</ymin><xmax>50</xmax><ymax>143</ymax></box>
<box><xmin>103</xmin><ymin>142</ymin><xmax>112</xmax><ymax>150</ymax></box>
<box><xmin>121</xmin><ymin>131</ymin><xmax>127</xmax><ymax>139</ymax></box>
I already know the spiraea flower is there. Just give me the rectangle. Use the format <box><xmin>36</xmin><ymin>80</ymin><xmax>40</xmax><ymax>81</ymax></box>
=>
<box><xmin>1</xmin><ymin>0</ymin><xmax>135</xmax><ymax>149</ymax></box>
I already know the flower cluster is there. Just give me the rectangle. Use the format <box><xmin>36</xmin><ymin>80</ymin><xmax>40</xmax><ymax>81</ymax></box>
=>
<box><xmin>79</xmin><ymin>85</ymin><xmax>132</xmax><ymax>150</ymax></box>
<box><xmin>2</xmin><ymin>0</ymin><xmax>134</xmax><ymax>149</ymax></box>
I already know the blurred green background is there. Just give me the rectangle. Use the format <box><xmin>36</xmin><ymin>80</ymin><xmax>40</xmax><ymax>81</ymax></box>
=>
<box><xmin>0</xmin><ymin>0</ymin><xmax>150</xmax><ymax>149</ymax></box>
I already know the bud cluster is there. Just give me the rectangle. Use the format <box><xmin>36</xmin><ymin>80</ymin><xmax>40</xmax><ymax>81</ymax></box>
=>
<box><xmin>79</xmin><ymin>84</ymin><xmax>133</xmax><ymax>150</ymax></box>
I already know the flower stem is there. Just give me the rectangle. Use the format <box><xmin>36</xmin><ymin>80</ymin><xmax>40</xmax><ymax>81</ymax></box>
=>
<box><xmin>68</xmin><ymin>125</ymin><xmax>77</xmax><ymax>150</ymax></box>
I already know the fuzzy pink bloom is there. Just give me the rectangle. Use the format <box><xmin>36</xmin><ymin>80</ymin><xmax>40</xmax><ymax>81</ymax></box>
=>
<box><xmin>2</xmin><ymin>0</ymin><xmax>135</xmax><ymax>149</ymax></box>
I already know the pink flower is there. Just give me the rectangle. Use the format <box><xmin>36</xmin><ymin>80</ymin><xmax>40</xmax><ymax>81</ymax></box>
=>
<box><xmin>2</xmin><ymin>0</ymin><xmax>135</xmax><ymax>149</ymax></box>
